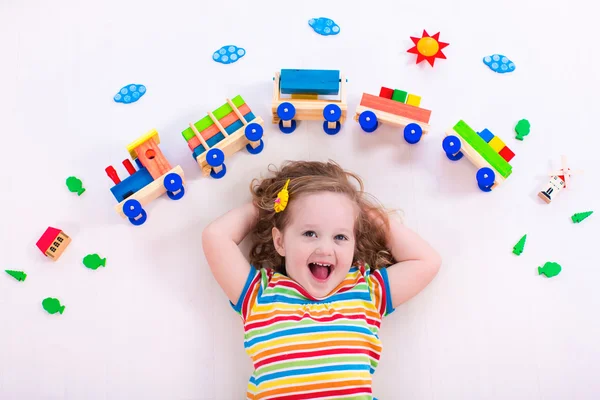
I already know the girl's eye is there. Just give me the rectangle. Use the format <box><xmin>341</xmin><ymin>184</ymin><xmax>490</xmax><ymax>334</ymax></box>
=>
<box><xmin>303</xmin><ymin>231</ymin><xmax>317</xmax><ymax>238</ymax></box>
<box><xmin>335</xmin><ymin>234</ymin><xmax>348</xmax><ymax>241</ymax></box>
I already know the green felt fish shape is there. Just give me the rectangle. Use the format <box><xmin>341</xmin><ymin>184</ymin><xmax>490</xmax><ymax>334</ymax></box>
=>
<box><xmin>83</xmin><ymin>254</ymin><xmax>106</xmax><ymax>270</ymax></box>
<box><xmin>43</xmin><ymin>297</ymin><xmax>65</xmax><ymax>314</ymax></box>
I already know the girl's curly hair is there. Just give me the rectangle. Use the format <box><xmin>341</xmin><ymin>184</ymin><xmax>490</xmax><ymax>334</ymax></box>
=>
<box><xmin>249</xmin><ymin>160</ymin><xmax>395</xmax><ymax>274</ymax></box>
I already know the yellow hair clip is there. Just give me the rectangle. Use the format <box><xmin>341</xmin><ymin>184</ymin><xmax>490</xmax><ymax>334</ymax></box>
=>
<box><xmin>274</xmin><ymin>179</ymin><xmax>291</xmax><ymax>213</ymax></box>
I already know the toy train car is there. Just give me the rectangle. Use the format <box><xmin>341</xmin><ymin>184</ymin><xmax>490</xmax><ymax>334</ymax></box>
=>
<box><xmin>354</xmin><ymin>86</ymin><xmax>432</xmax><ymax>144</ymax></box>
<box><xmin>272</xmin><ymin>69</ymin><xmax>348</xmax><ymax>135</ymax></box>
<box><xmin>181</xmin><ymin>95</ymin><xmax>265</xmax><ymax>179</ymax></box>
<box><xmin>442</xmin><ymin>120</ymin><xmax>515</xmax><ymax>192</ymax></box>
<box><xmin>105</xmin><ymin>129</ymin><xmax>185</xmax><ymax>225</ymax></box>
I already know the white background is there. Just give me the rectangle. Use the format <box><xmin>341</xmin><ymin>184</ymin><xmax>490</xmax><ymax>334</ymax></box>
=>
<box><xmin>1</xmin><ymin>0</ymin><xmax>598</xmax><ymax>399</ymax></box>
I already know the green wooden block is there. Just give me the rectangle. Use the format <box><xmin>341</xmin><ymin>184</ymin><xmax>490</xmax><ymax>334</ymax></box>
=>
<box><xmin>391</xmin><ymin>89</ymin><xmax>407</xmax><ymax>103</ymax></box>
<box><xmin>453</xmin><ymin>120</ymin><xmax>513</xmax><ymax>179</ymax></box>
<box><xmin>181</xmin><ymin>95</ymin><xmax>246</xmax><ymax>141</ymax></box>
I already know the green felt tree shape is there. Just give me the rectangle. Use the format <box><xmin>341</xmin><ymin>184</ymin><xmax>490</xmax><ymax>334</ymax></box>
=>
<box><xmin>5</xmin><ymin>270</ymin><xmax>27</xmax><ymax>281</ymax></box>
<box><xmin>571</xmin><ymin>211</ymin><xmax>593</xmax><ymax>223</ymax></box>
<box><xmin>512</xmin><ymin>234</ymin><xmax>527</xmax><ymax>256</ymax></box>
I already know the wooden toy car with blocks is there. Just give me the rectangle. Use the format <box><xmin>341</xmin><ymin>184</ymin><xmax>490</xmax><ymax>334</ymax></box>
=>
<box><xmin>538</xmin><ymin>155</ymin><xmax>583</xmax><ymax>203</ymax></box>
<box><xmin>354</xmin><ymin>86</ymin><xmax>432</xmax><ymax>144</ymax></box>
<box><xmin>442</xmin><ymin>120</ymin><xmax>515</xmax><ymax>192</ymax></box>
<box><xmin>272</xmin><ymin>69</ymin><xmax>347</xmax><ymax>135</ymax></box>
<box><xmin>181</xmin><ymin>95</ymin><xmax>265</xmax><ymax>179</ymax></box>
<box><xmin>105</xmin><ymin>129</ymin><xmax>185</xmax><ymax>226</ymax></box>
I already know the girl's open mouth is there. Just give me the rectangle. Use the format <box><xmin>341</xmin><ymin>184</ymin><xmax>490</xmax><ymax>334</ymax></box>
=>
<box><xmin>308</xmin><ymin>262</ymin><xmax>333</xmax><ymax>281</ymax></box>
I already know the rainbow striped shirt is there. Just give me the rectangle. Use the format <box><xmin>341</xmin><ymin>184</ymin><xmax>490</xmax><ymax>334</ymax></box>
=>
<box><xmin>231</xmin><ymin>263</ymin><xmax>395</xmax><ymax>399</ymax></box>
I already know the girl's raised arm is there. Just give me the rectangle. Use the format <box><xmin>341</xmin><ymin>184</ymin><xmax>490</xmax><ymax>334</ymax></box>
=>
<box><xmin>202</xmin><ymin>202</ymin><xmax>258</xmax><ymax>304</ymax></box>
<box><xmin>382</xmin><ymin>214</ymin><xmax>442</xmax><ymax>308</ymax></box>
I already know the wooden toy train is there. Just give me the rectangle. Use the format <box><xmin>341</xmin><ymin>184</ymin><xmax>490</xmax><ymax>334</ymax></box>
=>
<box><xmin>105</xmin><ymin>129</ymin><xmax>185</xmax><ymax>225</ymax></box>
<box><xmin>272</xmin><ymin>69</ymin><xmax>347</xmax><ymax>135</ymax></box>
<box><xmin>181</xmin><ymin>95</ymin><xmax>265</xmax><ymax>179</ymax></box>
<box><xmin>442</xmin><ymin>120</ymin><xmax>515</xmax><ymax>192</ymax></box>
<box><xmin>355</xmin><ymin>86</ymin><xmax>432</xmax><ymax>144</ymax></box>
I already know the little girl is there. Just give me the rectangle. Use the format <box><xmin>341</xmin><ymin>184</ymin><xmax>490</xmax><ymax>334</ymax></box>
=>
<box><xmin>202</xmin><ymin>160</ymin><xmax>441</xmax><ymax>399</ymax></box>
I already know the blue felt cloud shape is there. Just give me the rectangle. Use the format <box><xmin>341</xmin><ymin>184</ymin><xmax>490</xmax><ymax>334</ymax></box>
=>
<box><xmin>483</xmin><ymin>54</ymin><xmax>516</xmax><ymax>73</ymax></box>
<box><xmin>213</xmin><ymin>45</ymin><xmax>246</xmax><ymax>65</ymax></box>
<box><xmin>114</xmin><ymin>84</ymin><xmax>146</xmax><ymax>104</ymax></box>
<box><xmin>308</xmin><ymin>17</ymin><xmax>340</xmax><ymax>36</ymax></box>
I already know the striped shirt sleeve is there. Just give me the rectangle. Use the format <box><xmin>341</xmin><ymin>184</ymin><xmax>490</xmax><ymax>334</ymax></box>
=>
<box><xmin>229</xmin><ymin>267</ymin><xmax>270</xmax><ymax>322</ymax></box>
<box><xmin>366</xmin><ymin>267</ymin><xmax>395</xmax><ymax>318</ymax></box>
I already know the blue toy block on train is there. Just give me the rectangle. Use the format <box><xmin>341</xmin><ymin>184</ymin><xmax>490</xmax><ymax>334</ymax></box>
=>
<box><xmin>272</xmin><ymin>69</ymin><xmax>348</xmax><ymax>135</ymax></box>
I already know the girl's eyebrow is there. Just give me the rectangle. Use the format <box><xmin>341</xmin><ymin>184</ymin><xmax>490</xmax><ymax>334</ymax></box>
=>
<box><xmin>300</xmin><ymin>224</ymin><xmax>353</xmax><ymax>235</ymax></box>
<box><xmin>300</xmin><ymin>224</ymin><xmax>319</xmax><ymax>230</ymax></box>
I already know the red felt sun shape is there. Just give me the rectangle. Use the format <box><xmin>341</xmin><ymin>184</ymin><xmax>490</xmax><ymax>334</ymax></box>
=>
<box><xmin>407</xmin><ymin>30</ymin><xmax>449</xmax><ymax>67</ymax></box>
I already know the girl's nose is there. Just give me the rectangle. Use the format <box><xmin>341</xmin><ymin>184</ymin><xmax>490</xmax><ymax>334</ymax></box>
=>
<box><xmin>315</xmin><ymin>243</ymin><xmax>333</xmax><ymax>256</ymax></box>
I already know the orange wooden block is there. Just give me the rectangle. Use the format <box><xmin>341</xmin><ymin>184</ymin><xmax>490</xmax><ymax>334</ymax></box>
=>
<box><xmin>187</xmin><ymin>103</ymin><xmax>252</xmax><ymax>150</ymax></box>
<box><xmin>359</xmin><ymin>93</ymin><xmax>431</xmax><ymax>123</ymax></box>
<box><xmin>188</xmin><ymin>137</ymin><xmax>200</xmax><ymax>152</ymax></box>
<box><xmin>134</xmin><ymin>138</ymin><xmax>172</xmax><ymax>180</ymax></box>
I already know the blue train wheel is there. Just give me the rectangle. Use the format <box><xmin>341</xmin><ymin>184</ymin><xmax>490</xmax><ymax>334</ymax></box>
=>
<box><xmin>323</xmin><ymin>104</ymin><xmax>342</xmax><ymax>122</ymax></box>
<box><xmin>442</xmin><ymin>135</ymin><xmax>464</xmax><ymax>161</ymax></box>
<box><xmin>404</xmin><ymin>123</ymin><xmax>423</xmax><ymax>144</ymax></box>
<box><xmin>164</xmin><ymin>173</ymin><xmax>185</xmax><ymax>200</ymax></box>
<box><xmin>278</xmin><ymin>119</ymin><xmax>297</xmax><ymax>134</ymax></box>
<box><xmin>206</xmin><ymin>148</ymin><xmax>224</xmax><ymax>167</ymax></box>
<box><xmin>277</xmin><ymin>102</ymin><xmax>296</xmax><ymax>120</ymax></box>
<box><xmin>476</xmin><ymin>167</ymin><xmax>495</xmax><ymax>192</ymax></box>
<box><xmin>210</xmin><ymin>164</ymin><xmax>227</xmax><ymax>179</ymax></box>
<box><xmin>246</xmin><ymin>139</ymin><xmax>264</xmax><ymax>154</ymax></box>
<box><xmin>358</xmin><ymin>111</ymin><xmax>378</xmax><ymax>133</ymax></box>
<box><xmin>123</xmin><ymin>199</ymin><xmax>147</xmax><ymax>226</ymax></box>
<box><xmin>245</xmin><ymin>123</ymin><xmax>263</xmax><ymax>141</ymax></box>
<box><xmin>277</xmin><ymin>102</ymin><xmax>297</xmax><ymax>134</ymax></box>
<box><xmin>323</xmin><ymin>121</ymin><xmax>341</xmax><ymax>135</ymax></box>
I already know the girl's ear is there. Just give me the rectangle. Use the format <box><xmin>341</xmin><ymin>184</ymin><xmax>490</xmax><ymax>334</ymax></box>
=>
<box><xmin>272</xmin><ymin>227</ymin><xmax>285</xmax><ymax>257</ymax></box>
